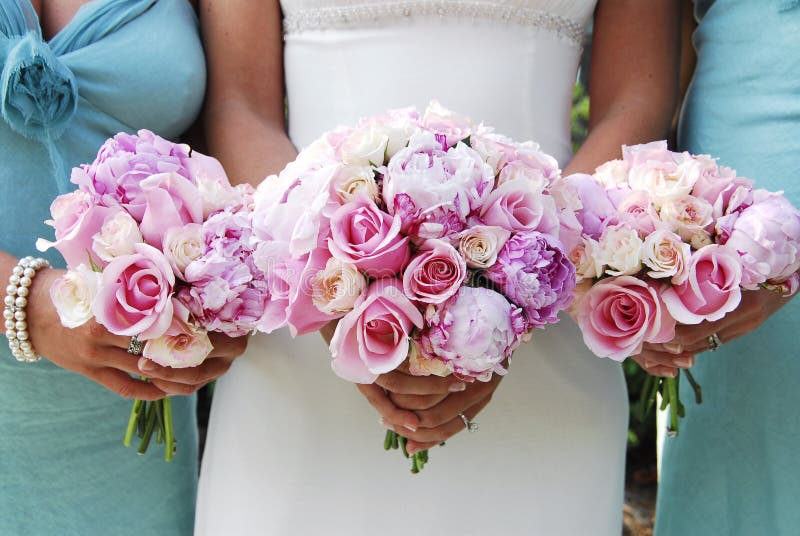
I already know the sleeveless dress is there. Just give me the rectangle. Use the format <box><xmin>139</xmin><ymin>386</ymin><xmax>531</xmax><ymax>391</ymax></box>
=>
<box><xmin>656</xmin><ymin>2</ymin><xmax>800</xmax><ymax>535</ymax></box>
<box><xmin>0</xmin><ymin>1</ymin><xmax>205</xmax><ymax>534</ymax></box>
<box><xmin>196</xmin><ymin>2</ymin><xmax>629</xmax><ymax>535</ymax></box>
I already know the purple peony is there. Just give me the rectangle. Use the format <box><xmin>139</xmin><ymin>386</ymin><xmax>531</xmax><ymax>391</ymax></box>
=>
<box><xmin>417</xmin><ymin>286</ymin><xmax>526</xmax><ymax>382</ymax></box>
<box><xmin>484</xmin><ymin>231</ymin><xmax>576</xmax><ymax>328</ymax></box>
<box><xmin>71</xmin><ymin>129</ymin><xmax>197</xmax><ymax>221</ymax></box>
<box><xmin>178</xmin><ymin>208</ymin><xmax>268</xmax><ymax>337</ymax></box>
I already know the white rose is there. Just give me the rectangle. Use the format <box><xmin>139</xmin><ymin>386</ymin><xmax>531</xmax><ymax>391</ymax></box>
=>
<box><xmin>599</xmin><ymin>224</ymin><xmax>644</xmax><ymax>276</ymax></box>
<box><xmin>197</xmin><ymin>175</ymin><xmax>244</xmax><ymax>219</ymax></box>
<box><xmin>594</xmin><ymin>159</ymin><xmax>631</xmax><ymax>188</ymax></box>
<box><xmin>570</xmin><ymin>237</ymin><xmax>605</xmax><ymax>281</ymax></box>
<box><xmin>458</xmin><ymin>225</ymin><xmax>510</xmax><ymax>269</ymax></box>
<box><xmin>91</xmin><ymin>211</ymin><xmax>143</xmax><ymax>262</ymax></box>
<box><xmin>50</xmin><ymin>265</ymin><xmax>100</xmax><ymax>328</ymax></box>
<box><xmin>310</xmin><ymin>258</ymin><xmax>367</xmax><ymax>315</ymax></box>
<box><xmin>143</xmin><ymin>300</ymin><xmax>213</xmax><ymax>368</ymax></box>
<box><xmin>659</xmin><ymin>195</ymin><xmax>713</xmax><ymax>240</ymax></box>
<box><xmin>163</xmin><ymin>223</ymin><xmax>205</xmax><ymax>278</ymax></box>
<box><xmin>628</xmin><ymin>154</ymin><xmax>702</xmax><ymax>202</ymax></box>
<box><xmin>407</xmin><ymin>341</ymin><xmax>450</xmax><ymax>377</ymax></box>
<box><xmin>331</xmin><ymin>165</ymin><xmax>379</xmax><ymax>203</ymax></box>
<box><xmin>641</xmin><ymin>229</ymin><xmax>691</xmax><ymax>281</ymax></box>
<box><xmin>340</xmin><ymin>124</ymin><xmax>389</xmax><ymax>167</ymax></box>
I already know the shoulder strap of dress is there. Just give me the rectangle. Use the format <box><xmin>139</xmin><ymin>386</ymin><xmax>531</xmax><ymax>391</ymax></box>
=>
<box><xmin>50</xmin><ymin>0</ymin><xmax>158</xmax><ymax>54</ymax></box>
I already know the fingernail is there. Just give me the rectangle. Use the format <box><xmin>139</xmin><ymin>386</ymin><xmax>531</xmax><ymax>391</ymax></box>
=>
<box><xmin>667</xmin><ymin>370</ymin><xmax>678</xmax><ymax>378</ymax></box>
<box><xmin>138</xmin><ymin>358</ymin><xmax>155</xmax><ymax>372</ymax></box>
<box><xmin>449</xmin><ymin>382</ymin><xmax>466</xmax><ymax>392</ymax></box>
<box><xmin>379</xmin><ymin>418</ymin><xmax>390</xmax><ymax>429</ymax></box>
<box><xmin>403</xmin><ymin>423</ymin><xmax>417</xmax><ymax>432</ymax></box>
<box><xmin>664</xmin><ymin>342</ymin><xmax>683</xmax><ymax>354</ymax></box>
<box><xmin>675</xmin><ymin>357</ymin><xmax>694</xmax><ymax>368</ymax></box>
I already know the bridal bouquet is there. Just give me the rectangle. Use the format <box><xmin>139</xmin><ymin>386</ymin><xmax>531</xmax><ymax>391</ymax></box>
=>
<box><xmin>251</xmin><ymin>102</ymin><xmax>576</xmax><ymax>472</ymax></box>
<box><xmin>37</xmin><ymin>130</ymin><xmax>262</xmax><ymax>461</ymax></box>
<box><xmin>557</xmin><ymin>141</ymin><xmax>800</xmax><ymax>435</ymax></box>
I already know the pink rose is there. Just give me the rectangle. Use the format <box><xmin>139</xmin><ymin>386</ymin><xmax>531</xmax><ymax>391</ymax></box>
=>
<box><xmin>329</xmin><ymin>278</ymin><xmax>424</xmax><ymax>383</ymax></box>
<box><xmin>285</xmin><ymin>248</ymin><xmax>341</xmax><ymax>337</ymax></box>
<box><xmin>93</xmin><ymin>243</ymin><xmax>175</xmax><ymax>339</ymax></box>
<box><xmin>36</xmin><ymin>190</ymin><xmax>118</xmax><ymax>269</ymax></box>
<box><xmin>138</xmin><ymin>172</ymin><xmax>203</xmax><ymax>248</ymax></box>
<box><xmin>576</xmin><ymin>276</ymin><xmax>676</xmax><ymax>360</ymax></box>
<box><xmin>478</xmin><ymin>178</ymin><xmax>559</xmax><ymax>235</ymax></box>
<box><xmin>402</xmin><ymin>239</ymin><xmax>467</xmax><ymax>304</ymax></box>
<box><xmin>328</xmin><ymin>197</ymin><xmax>410</xmax><ymax>278</ymax></box>
<box><xmin>662</xmin><ymin>245</ymin><xmax>743</xmax><ymax>324</ymax></box>
<box><xmin>142</xmin><ymin>299</ymin><xmax>213</xmax><ymax>368</ymax></box>
<box><xmin>612</xmin><ymin>190</ymin><xmax>660</xmax><ymax>237</ymax></box>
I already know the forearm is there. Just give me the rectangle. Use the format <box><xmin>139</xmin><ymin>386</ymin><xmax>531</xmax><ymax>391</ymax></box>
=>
<box><xmin>564</xmin><ymin>94</ymin><xmax>675</xmax><ymax>175</ymax></box>
<box><xmin>0</xmin><ymin>250</ymin><xmax>19</xmax><ymax>336</ymax></box>
<box><xmin>204</xmin><ymin>101</ymin><xmax>297</xmax><ymax>187</ymax></box>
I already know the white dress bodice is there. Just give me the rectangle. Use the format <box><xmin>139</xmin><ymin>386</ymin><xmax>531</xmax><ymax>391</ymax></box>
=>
<box><xmin>281</xmin><ymin>0</ymin><xmax>595</xmax><ymax>165</ymax></box>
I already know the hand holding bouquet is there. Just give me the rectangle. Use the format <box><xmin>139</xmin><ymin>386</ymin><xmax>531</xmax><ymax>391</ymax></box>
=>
<box><xmin>251</xmin><ymin>102</ymin><xmax>576</xmax><ymax>471</ymax></box>
<box><xmin>560</xmin><ymin>141</ymin><xmax>800</xmax><ymax>434</ymax></box>
<box><xmin>38</xmin><ymin>130</ymin><xmax>262</xmax><ymax>460</ymax></box>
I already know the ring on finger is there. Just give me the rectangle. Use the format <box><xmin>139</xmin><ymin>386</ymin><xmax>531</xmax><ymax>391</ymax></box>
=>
<box><xmin>127</xmin><ymin>334</ymin><xmax>143</xmax><ymax>357</ymax></box>
<box><xmin>707</xmin><ymin>332</ymin><xmax>722</xmax><ymax>352</ymax></box>
<box><xmin>458</xmin><ymin>413</ymin><xmax>479</xmax><ymax>433</ymax></box>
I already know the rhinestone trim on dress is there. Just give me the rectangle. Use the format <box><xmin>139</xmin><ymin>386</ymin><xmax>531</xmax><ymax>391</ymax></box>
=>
<box><xmin>283</xmin><ymin>1</ymin><xmax>586</xmax><ymax>47</ymax></box>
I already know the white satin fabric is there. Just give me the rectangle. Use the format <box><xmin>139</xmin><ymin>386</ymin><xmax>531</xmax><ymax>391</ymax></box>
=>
<box><xmin>197</xmin><ymin>2</ymin><xmax>628</xmax><ymax>534</ymax></box>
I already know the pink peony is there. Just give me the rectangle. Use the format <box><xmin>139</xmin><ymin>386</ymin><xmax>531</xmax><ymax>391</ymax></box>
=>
<box><xmin>662</xmin><ymin>245</ymin><xmax>743</xmax><ymax>324</ymax></box>
<box><xmin>328</xmin><ymin>196</ymin><xmax>410</xmax><ymax>278</ymax></box>
<box><xmin>138</xmin><ymin>172</ymin><xmax>204</xmax><ymax>248</ymax></box>
<box><xmin>329</xmin><ymin>278</ymin><xmax>423</xmax><ymax>383</ymax></box>
<box><xmin>383</xmin><ymin>131</ymin><xmax>493</xmax><ymax>240</ymax></box>
<box><xmin>402</xmin><ymin>239</ymin><xmax>467</xmax><ymax>304</ymax></box>
<box><xmin>93</xmin><ymin>243</ymin><xmax>175</xmax><ymax>339</ymax></box>
<box><xmin>420</xmin><ymin>100</ymin><xmax>473</xmax><ymax>147</ymax></box>
<box><xmin>484</xmin><ymin>231</ymin><xmax>575</xmax><ymax>328</ymax></box>
<box><xmin>716</xmin><ymin>190</ymin><xmax>800</xmax><ymax>288</ymax></box>
<box><xmin>417</xmin><ymin>286</ymin><xmax>526</xmax><ymax>382</ymax></box>
<box><xmin>36</xmin><ymin>190</ymin><xmax>118</xmax><ymax>269</ymax></box>
<box><xmin>70</xmin><ymin>129</ymin><xmax>197</xmax><ymax>220</ymax></box>
<box><xmin>576</xmin><ymin>275</ymin><xmax>676</xmax><ymax>360</ymax></box>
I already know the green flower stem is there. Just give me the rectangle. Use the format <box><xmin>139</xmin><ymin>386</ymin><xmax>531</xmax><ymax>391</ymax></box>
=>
<box><xmin>123</xmin><ymin>399</ymin><xmax>144</xmax><ymax>447</ymax></box>
<box><xmin>163</xmin><ymin>396</ymin><xmax>174</xmax><ymax>462</ymax></box>
<box><xmin>684</xmin><ymin>369</ymin><xmax>703</xmax><ymax>404</ymax></box>
<box><xmin>383</xmin><ymin>430</ymin><xmax>394</xmax><ymax>450</ymax></box>
<box><xmin>667</xmin><ymin>376</ymin><xmax>680</xmax><ymax>436</ymax></box>
<box><xmin>155</xmin><ymin>399</ymin><xmax>165</xmax><ymax>445</ymax></box>
<box><xmin>137</xmin><ymin>402</ymin><xmax>158</xmax><ymax>455</ymax></box>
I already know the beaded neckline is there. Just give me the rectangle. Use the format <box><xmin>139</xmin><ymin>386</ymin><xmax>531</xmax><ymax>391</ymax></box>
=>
<box><xmin>283</xmin><ymin>1</ymin><xmax>586</xmax><ymax>48</ymax></box>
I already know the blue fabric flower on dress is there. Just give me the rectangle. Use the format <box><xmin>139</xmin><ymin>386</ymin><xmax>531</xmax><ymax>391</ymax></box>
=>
<box><xmin>1</xmin><ymin>32</ymin><xmax>78</xmax><ymax>142</ymax></box>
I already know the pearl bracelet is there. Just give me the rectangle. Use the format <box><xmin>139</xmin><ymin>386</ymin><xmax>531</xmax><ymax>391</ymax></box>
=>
<box><xmin>4</xmin><ymin>256</ymin><xmax>50</xmax><ymax>362</ymax></box>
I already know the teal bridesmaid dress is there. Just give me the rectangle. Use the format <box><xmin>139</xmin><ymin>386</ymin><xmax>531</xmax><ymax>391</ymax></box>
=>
<box><xmin>656</xmin><ymin>2</ymin><xmax>800</xmax><ymax>535</ymax></box>
<box><xmin>0</xmin><ymin>1</ymin><xmax>205</xmax><ymax>533</ymax></box>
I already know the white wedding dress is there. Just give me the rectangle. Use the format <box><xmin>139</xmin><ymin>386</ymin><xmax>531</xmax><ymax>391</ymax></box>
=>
<box><xmin>197</xmin><ymin>1</ymin><xmax>628</xmax><ymax>534</ymax></box>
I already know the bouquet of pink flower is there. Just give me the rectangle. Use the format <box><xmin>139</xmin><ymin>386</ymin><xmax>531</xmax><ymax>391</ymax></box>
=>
<box><xmin>37</xmin><ymin>130</ymin><xmax>262</xmax><ymax>460</ymax></box>
<box><xmin>557</xmin><ymin>141</ymin><xmax>800</xmax><ymax>434</ymax></box>
<box><xmin>251</xmin><ymin>102</ymin><xmax>576</xmax><ymax>472</ymax></box>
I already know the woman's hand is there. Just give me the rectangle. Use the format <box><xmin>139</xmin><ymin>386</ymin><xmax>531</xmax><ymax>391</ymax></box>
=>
<box><xmin>25</xmin><ymin>268</ymin><xmax>166</xmax><ymax>400</ymax></box>
<box><xmin>137</xmin><ymin>332</ymin><xmax>248</xmax><ymax>395</ymax></box>
<box><xmin>633</xmin><ymin>287</ymin><xmax>793</xmax><ymax>377</ymax></box>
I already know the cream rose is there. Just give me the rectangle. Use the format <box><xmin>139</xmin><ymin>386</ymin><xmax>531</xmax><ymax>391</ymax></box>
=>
<box><xmin>163</xmin><ymin>223</ymin><xmax>205</xmax><ymax>278</ymax></box>
<box><xmin>331</xmin><ymin>165</ymin><xmax>379</xmax><ymax>203</ymax></box>
<box><xmin>627</xmin><ymin>154</ymin><xmax>702</xmax><ymax>202</ymax></box>
<box><xmin>594</xmin><ymin>159</ymin><xmax>631</xmax><ymax>188</ymax></box>
<box><xmin>407</xmin><ymin>340</ymin><xmax>450</xmax><ymax>377</ymax></box>
<box><xmin>340</xmin><ymin>124</ymin><xmax>389</xmax><ymax>167</ymax></box>
<box><xmin>91</xmin><ymin>211</ymin><xmax>143</xmax><ymax>263</ymax></box>
<box><xmin>641</xmin><ymin>230</ymin><xmax>691</xmax><ymax>281</ymax></box>
<box><xmin>310</xmin><ymin>257</ymin><xmax>367</xmax><ymax>315</ymax></box>
<box><xmin>659</xmin><ymin>195</ymin><xmax>714</xmax><ymax>240</ymax></box>
<box><xmin>50</xmin><ymin>264</ymin><xmax>101</xmax><ymax>328</ymax></box>
<box><xmin>458</xmin><ymin>225</ymin><xmax>510</xmax><ymax>269</ymax></box>
<box><xmin>599</xmin><ymin>225</ymin><xmax>644</xmax><ymax>276</ymax></box>
<box><xmin>570</xmin><ymin>237</ymin><xmax>605</xmax><ymax>281</ymax></box>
